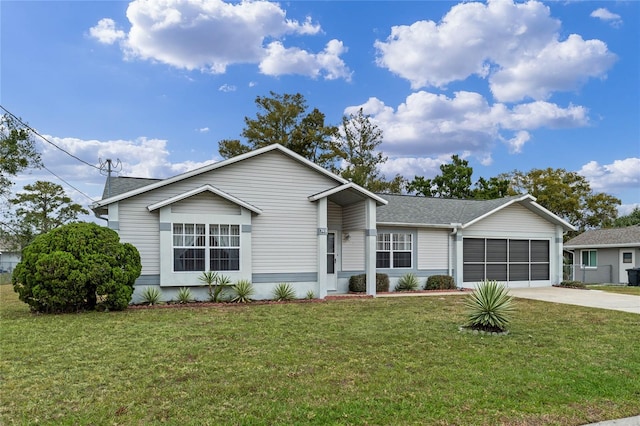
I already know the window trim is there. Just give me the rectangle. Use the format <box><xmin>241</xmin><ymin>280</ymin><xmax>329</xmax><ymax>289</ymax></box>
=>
<box><xmin>376</xmin><ymin>232</ymin><xmax>413</xmax><ymax>269</ymax></box>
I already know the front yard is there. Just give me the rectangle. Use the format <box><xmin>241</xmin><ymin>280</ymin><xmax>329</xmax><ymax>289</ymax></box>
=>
<box><xmin>1</xmin><ymin>284</ymin><xmax>639</xmax><ymax>425</ymax></box>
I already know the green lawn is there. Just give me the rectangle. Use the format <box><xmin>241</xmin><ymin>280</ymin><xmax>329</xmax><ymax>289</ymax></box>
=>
<box><xmin>1</xmin><ymin>284</ymin><xmax>639</xmax><ymax>425</ymax></box>
<box><xmin>588</xmin><ymin>284</ymin><xmax>640</xmax><ymax>296</ymax></box>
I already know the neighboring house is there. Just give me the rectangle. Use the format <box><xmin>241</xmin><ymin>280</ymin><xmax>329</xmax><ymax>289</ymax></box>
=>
<box><xmin>564</xmin><ymin>226</ymin><xmax>640</xmax><ymax>284</ymax></box>
<box><xmin>91</xmin><ymin>144</ymin><xmax>575</xmax><ymax>302</ymax></box>
<box><xmin>0</xmin><ymin>240</ymin><xmax>21</xmax><ymax>273</ymax></box>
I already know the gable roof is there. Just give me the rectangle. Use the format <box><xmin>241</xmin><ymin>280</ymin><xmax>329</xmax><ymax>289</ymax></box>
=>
<box><xmin>377</xmin><ymin>193</ymin><xmax>575</xmax><ymax>231</ymax></box>
<box><xmin>564</xmin><ymin>225</ymin><xmax>640</xmax><ymax>249</ymax></box>
<box><xmin>92</xmin><ymin>144</ymin><xmax>358</xmax><ymax>210</ymax></box>
<box><xmin>147</xmin><ymin>184</ymin><xmax>262</xmax><ymax>214</ymax></box>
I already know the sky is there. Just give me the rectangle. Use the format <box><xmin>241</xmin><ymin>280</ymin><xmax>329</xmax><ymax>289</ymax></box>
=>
<box><xmin>1</xmin><ymin>0</ymin><xmax>639</xmax><ymax>223</ymax></box>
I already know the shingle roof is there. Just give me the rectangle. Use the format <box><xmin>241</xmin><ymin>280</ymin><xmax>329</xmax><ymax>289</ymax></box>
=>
<box><xmin>101</xmin><ymin>176</ymin><xmax>161</xmax><ymax>199</ymax></box>
<box><xmin>564</xmin><ymin>225</ymin><xmax>640</xmax><ymax>248</ymax></box>
<box><xmin>376</xmin><ymin>194</ymin><xmax>526</xmax><ymax>226</ymax></box>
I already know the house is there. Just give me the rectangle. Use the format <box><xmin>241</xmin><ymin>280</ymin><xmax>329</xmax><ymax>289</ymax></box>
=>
<box><xmin>564</xmin><ymin>225</ymin><xmax>640</xmax><ymax>284</ymax></box>
<box><xmin>90</xmin><ymin>144</ymin><xmax>575</xmax><ymax>302</ymax></box>
<box><xmin>0</xmin><ymin>240</ymin><xmax>21</xmax><ymax>273</ymax></box>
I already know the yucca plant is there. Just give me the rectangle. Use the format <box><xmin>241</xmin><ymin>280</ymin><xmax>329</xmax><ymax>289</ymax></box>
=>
<box><xmin>272</xmin><ymin>282</ymin><xmax>296</xmax><ymax>301</ymax></box>
<box><xmin>176</xmin><ymin>287</ymin><xmax>194</xmax><ymax>304</ymax></box>
<box><xmin>395</xmin><ymin>273</ymin><xmax>420</xmax><ymax>291</ymax></box>
<box><xmin>140</xmin><ymin>286</ymin><xmax>161</xmax><ymax>305</ymax></box>
<box><xmin>200</xmin><ymin>271</ymin><xmax>233</xmax><ymax>302</ymax></box>
<box><xmin>231</xmin><ymin>279</ymin><xmax>255</xmax><ymax>303</ymax></box>
<box><xmin>463</xmin><ymin>280</ymin><xmax>514</xmax><ymax>333</ymax></box>
<box><xmin>305</xmin><ymin>289</ymin><xmax>315</xmax><ymax>300</ymax></box>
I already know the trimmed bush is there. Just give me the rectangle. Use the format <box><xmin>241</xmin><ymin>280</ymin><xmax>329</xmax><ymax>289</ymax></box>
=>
<box><xmin>395</xmin><ymin>273</ymin><xmax>419</xmax><ymax>291</ymax></box>
<box><xmin>425</xmin><ymin>275</ymin><xmax>456</xmax><ymax>290</ymax></box>
<box><xmin>348</xmin><ymin>273</ymin><xmax>390</xmax><ymax>292</ymax></box>
<box><xmin>463</xmin><ymin>280</ymin><xmax>514</xmax><ymax>333</ymax></box>
<box><xmin>12</xmin><ymin>222</ymin><xmax>141</xmax><ymax>313</ymax></box>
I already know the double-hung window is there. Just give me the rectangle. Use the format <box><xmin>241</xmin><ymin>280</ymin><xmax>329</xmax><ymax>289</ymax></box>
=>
<box><xmin>581</xmin><ymin>250</ymin><xmax>597</xmax><ymax>268</ymax></box>
<box><xmin>377</xmin><ymin>232</ymin><xmax>412</xmax><ymax>268</ymax></box>
<box><xmin>173</xmin><ymin>223</ymin><xmax>240</xmax><ymax>272</ymax></box>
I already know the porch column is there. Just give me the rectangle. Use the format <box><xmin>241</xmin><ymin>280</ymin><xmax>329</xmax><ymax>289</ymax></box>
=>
<box><xmin>316</xmin><ymin>197</ymin><xmax>328</xmax><ymax>299</ymax></box>
<box><xmin>364</xmin><ymin>198</ymin><xmax>377</xmax><ymax>296</ymax></box>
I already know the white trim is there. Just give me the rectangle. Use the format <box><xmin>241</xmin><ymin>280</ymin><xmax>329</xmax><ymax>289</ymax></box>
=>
<box><xmin>147</xmin><ymin>184</ymin><xmax>262</xmax><ymax>214</ymax></box>
<box><xmin>92</xmin><ymin>144</ymin><xmax>349</xmax><ymax>209</ymax></box>
<box><xmin>377</xmin><ymin>222</ymin><xmax>455</xmax><ymax>229</ymax></box>
<box><xmin>308</xmin><ymin>183</ymin><xmax>388</xmax><ymax>206</ymax></box>
<box><xmin>565</xmin><ymin>243</ymin><xmax>640</xmax><ymax>249</ymax></box>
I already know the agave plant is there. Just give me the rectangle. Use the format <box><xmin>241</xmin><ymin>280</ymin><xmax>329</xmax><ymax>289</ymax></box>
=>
<box><xmin>140</xmin><ymin>286</ymin><xmax>161</xmax><ymax>305</ymax></box>
<box><xmin>394</xmin><ymin>273</ymin><xmax>420</xmax><ymax>291</ymax></box>
<box><xmin>272</xmin><ymin>282</ymin><xmax>296</xmax><ymax>301</ymax></box>
<box><xmin>200</xmin><ymin>271</ymin><xmax>233</xmax><ymax>302</ymax></box>
<box><xmin>176</xmin><ymin>287</ymin><xmax>194</xmax><ymax>304</ymax></box>
<box><xmin>231</xmin><ymin>279</ymin><xmax>255</xmax><ymax>303</ymax></box>
<box><xmin>463</xmin><ymin>280</ymin><xmax>514</xmax><ymax>333</ymax></box>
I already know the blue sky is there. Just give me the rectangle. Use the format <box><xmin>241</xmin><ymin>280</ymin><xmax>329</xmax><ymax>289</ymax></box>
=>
<box><xmin>1</xmin><ymin>0</ymin><xmax>638</xmax><ymax>220</ymax></box>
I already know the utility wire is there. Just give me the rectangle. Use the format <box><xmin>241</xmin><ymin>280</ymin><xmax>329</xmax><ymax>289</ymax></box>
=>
<box><xmin>40</xmin><ymin>165</ymin><xmax>96</xmax><ymax>203</ymax></box>
<box><xmin>0</xmin><ymin>104</ymin><xmax>101</xmax><ymax>171</ymax></box>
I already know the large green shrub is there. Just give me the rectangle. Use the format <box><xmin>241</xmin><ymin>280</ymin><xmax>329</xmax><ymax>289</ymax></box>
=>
<box><xmin>12</xmin><ymin>222</ymin><xmax>141</xmax><ymax>313</ymax></box>
<box><xmin>425</xmin><ymin>275</ymin><xmax>456</xmax><ymax>290</ymax></box>
<box><xmin>348</xmin><ymin>273</ymin><xmax>389</xmax><ymax>292</ymax></box>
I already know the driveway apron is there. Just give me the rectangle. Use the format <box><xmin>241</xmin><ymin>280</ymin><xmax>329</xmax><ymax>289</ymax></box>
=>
<box><xmin>508</xmin><ymin>287</ymin><xmax>640</xmax><ymax>314</ymax></box>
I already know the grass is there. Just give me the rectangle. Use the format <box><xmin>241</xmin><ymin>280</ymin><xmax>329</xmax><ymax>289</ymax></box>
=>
<box><xmin>588</xmin><ymin>284</ymin><xmax>640</xmax><ymax>296</ymax></box>
<box><xmin>1</xmin><ymin>284</ymin><xmax>639</xmax><ymax>425</ymax></box>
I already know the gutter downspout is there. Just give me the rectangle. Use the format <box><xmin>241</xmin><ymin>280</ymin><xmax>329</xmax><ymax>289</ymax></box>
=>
<box><xmin>449</xmin><ymin>223</ymin><xmax>462</xmax><ymax>281</ymax></box>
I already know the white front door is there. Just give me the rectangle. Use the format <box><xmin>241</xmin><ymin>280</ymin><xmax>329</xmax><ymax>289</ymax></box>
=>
<box><xmin>619</xmin><ymin>249</ymin><xmax>635</xmax><ymax>283</ymax></box>
<box><xmin>327</xmin><ymin>232</ymin><xmax>337</xmax><ymax>291</ymax></box>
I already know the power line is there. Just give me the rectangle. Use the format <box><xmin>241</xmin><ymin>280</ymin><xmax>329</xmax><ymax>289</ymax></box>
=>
<box><xmin>41</xmin><ymin>165</ymin><xmax>96</xmax><ymax>203</ymax></box>
<box><xmin>0</xmin><ymin>104</ymin><xmax>101</xmax><ymax>171</ymax></box>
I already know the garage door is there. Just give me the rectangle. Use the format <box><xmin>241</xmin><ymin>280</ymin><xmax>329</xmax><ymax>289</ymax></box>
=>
<box><xmin>463</xmin><ymin>238</ymin><xmax>549</xmax><ymax>284</ymax></box>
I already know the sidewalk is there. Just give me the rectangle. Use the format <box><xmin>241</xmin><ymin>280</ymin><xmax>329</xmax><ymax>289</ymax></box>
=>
<box><xmin>508</xmin><ymin>287</ymin><xmax>640</xmax><ymax>314</ymax></box>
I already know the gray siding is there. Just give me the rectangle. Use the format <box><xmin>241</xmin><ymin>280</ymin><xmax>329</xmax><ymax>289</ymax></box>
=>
<box><xmin>417</xmin><ymin>229</ymin><xmax>449</xmax><ymax>270</ymax></box>
<box><xmin>171</xmin><ymin>192</ymin><xmax>241</xmax><ymax>215</ymax></box>
<box><xmin>466</xmin><ymin>204</ymin><xmax>555</xmax><ymax>235</ymax></box>
<box><xmin>343</xmin><ymin>202</ymin><xmax>365</xmax><ymax>229</ymax></box>
<box><xmin>328</xmin><ymin>201</ymin><xmax>343</xmax><ymax>230</ymax></box>
<box><xmin>118</xmin><ymin>198</ymin><xmax>161</xmax><ymax>274</ymax></box>
<box><xmin>342</xmin><ymin>230</ymin><xmax>365</xmax><ymax>270</ymax></box>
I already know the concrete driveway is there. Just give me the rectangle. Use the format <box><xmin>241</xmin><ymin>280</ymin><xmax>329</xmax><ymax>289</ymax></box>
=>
<box><xmin>508</xmin><ymin>287</ymin><xmax>640</xmax><ymax>314</ymax></box>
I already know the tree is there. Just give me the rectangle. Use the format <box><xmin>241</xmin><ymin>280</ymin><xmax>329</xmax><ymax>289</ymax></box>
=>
<box><xmin>9</xmin><ymin>180</ymin><xmax>89</xmax><ymax>248</ymax></box>
<box><xmin>407</xmin><ymin>155</ymin><xmax>473</xmax><ymax>198</ymax></box>
<box><xmin>505</xmin><ymin>168</ymin><xmax>620</xmax><ymax>232</ymax></box>
<box><xmin>473</xmin><ymin>176</ymin><xmax>510</xmax><ymax>200</ymax></box>
<box><xmin>612</xmin><ymin>207</ymin><xmax>640</xmax><ymax>227</ymax></box>
<box><xmin>0</xmin><ymin>113</ymin><xmax>41</xmax><ymax>198</ymax></box>
<box><xmin>218</xmin><ymin>92</ymin><xmax>338</xmax><ymax>167</ymax></box>
<box><xmin>12</xmin><ymin>222</ymin><xmax>141</xmax><ymax>313</ymax></box>
<box><xmin>331</xmin><ymin>108</ymin><xmax>403</xmax><ymax>193</ymax></box>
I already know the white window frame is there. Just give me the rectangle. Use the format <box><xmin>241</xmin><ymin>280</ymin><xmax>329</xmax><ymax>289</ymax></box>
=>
<box><xmin>173</xmin><ymin>223</ymin><xmax>240</xmax><ymax>272</ymax></box>
<box><xmin>376</xmin><ymin>232</ymin><xmax>413</xmax><ymax>269</ymax></box>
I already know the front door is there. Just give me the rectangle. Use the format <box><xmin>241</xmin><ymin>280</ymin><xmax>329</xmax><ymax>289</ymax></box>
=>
<box><xmin>327</xmin><ymin>232</ymin><xmax>337</xmax><ymax>291</ymax></box>
<box><xmin>619</xmin><ymin>249</ymin><xmax>635</xmax><ymax>283</ymax></box>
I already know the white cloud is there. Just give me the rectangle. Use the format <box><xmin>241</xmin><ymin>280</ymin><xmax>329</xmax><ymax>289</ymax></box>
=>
<box><xmin>578</xmin><ymin>158</ymin><xmax>640</xmax><ymax>193</ymax></box>
<box><xmin>375</xmin><ymin>0</ymin><xmax>616</xmax><ymax>102</ymax></box>
<box><xmin>591</xmin><ymin>8</ymin><xmax>623</xmax><ymax>28</ymax></box>
<box><xmin>89</xmin><ymin>18</ymin><xmax>126</xmax><ymax>44</ymax></box>
<box><xmin>89</xmin><ymin>0</ymin><xmax>350</xmax><ymax>80</ymax></box>
<box><xmin>345</xmin><ymin>91</ymin><xmax>589</xmax><ymax>159</ymax></box>
<box><xmin>218</xmin><ymin>84</ymin><xmax>236</xmax><ymax>92</ymax></box>
<box><xmin>259</xmin><ymin>39</ymin><xmax>351</xmax><ymax>80</ymax></box>
<box><xmin>197</xmin><ymin>127</ymin><xmax>209</xmax><ymax>133</ymax></box>
<box><xmin>379</xmin><ymin>155</ymin><xmax>452</xmax><ymax>180</ymax></box>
